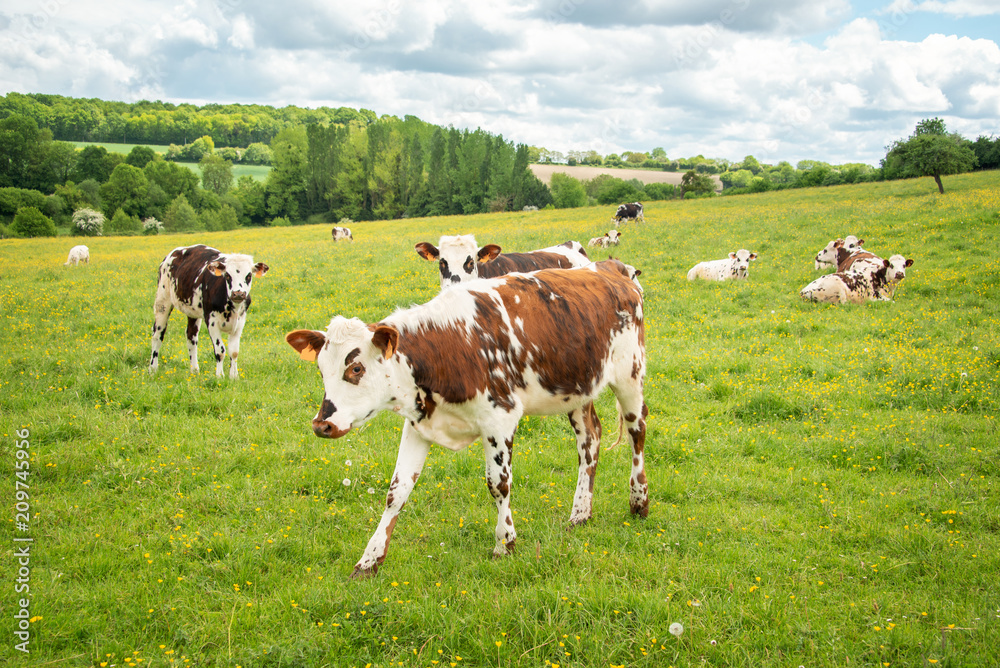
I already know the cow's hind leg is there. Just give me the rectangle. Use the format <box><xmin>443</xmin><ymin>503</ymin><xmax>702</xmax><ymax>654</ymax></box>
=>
<box><xmin>149</xmin><ymin>302</ymin><xmax>172</xmax><ymax>373</ymax></box>
<box><xmin>353</xmin><ymin>422</ymin><xmax>431</xmax><ymax>578</ymax></box>
<box><xmin>567</xmin><ymin>402</ymin><xmax>601</xmax><ymax>525</ymax></box>
<box><xmin>483</xmin><ymin>416</ymin><xmax>520</xmax><ymax>557</ymax></box>
<box><xmin>614</xmin><ymin>384</ymin><xmax>649</xmax><ymax>518</ymax></box>
<box><xmin>185</xmin><ymin>317</ymin><xmax>202</xmax><ymax>374</ymax></box>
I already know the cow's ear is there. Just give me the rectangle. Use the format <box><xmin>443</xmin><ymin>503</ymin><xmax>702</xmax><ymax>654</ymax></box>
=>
<box><xmin>749</xmin><ymin>252</ymin><xmax>758</xmax><ymax>261</ymax></box>
<box><xmin>207</xmin><ymin>261</ymin><xmax>225</xmax><ymax>277</ymax></box>
<box><xmin>286</xmin><ymin>330</ymin><xmax>326</xmax><ymax>362</ymax></box>
<box><xmin>728</xmin><ymin>252</ymin><xmax>737</xmax><ymax>259</ymax></box>
<box><xmin>254</xmin><ymin>262</ymin><xmax>269</xmax><ymax>277</ymax></box>
<box><xmin>478</xmin><ymin>244</ymin><xmax>502</xmax><ymax>263</ymax></box>
<box><xmin>415</xmin><ymin>242</ymin><xmax>439</xmax><ymax>261</ymax></box>
<box><xmin>371</xmin><ymin>325</ymin><xmax>399</xmax><ymax>360</ymax></box>
<box><xmin>904</xmin><ymin>258</ymin><xmax>914</xmax><ymax>268</ymax></box>
<box><xmin>834</xmin><ymin>239</ymin><xmax>844</xmax><ymax>248</ymax></box>
<box><xmin>857</xmin><ymin>239</ymin><xmax>865</xmax><ymax>246</ymax></box>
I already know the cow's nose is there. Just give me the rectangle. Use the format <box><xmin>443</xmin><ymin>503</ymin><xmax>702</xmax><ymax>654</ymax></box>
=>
<box><xmin>231</xmin><ymin>291</ymin><xmax>247</xmax><ymax>302</ymax></box>
<box><xmin>312</xmin><ymin>418</ymin><xmax>348</xmax><ymax>439</ymax></box>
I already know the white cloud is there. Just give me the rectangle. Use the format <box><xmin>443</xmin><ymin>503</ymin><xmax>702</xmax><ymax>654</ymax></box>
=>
<box><xmin>912</xmin><ymin>0</ymin><xmax>1000</xmax><ymax>17</ymax></box>
<box><xmin>228</xmin><ymin>14</ymin><xmax>255</xmax><ymax>50</ymax></box>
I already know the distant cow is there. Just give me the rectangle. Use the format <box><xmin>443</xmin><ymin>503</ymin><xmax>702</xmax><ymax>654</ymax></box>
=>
<box><xmin>285</xmin><ymin>259</ymin><xmax>648</xmax><ymax>577</ymax></box>
<box><xmin>149</xmin><ymin>245</ymin><xmax>269</xmax><ymax>379</ymax></box>
<box><xmin>814</xmin><ymin>235</ymin><xmax>865</xmax><ymax>271</ymax></box>
<box><xmin>800</xmin><ymin>254</ymin><xmax>913</xmax><ymax>304</ymax></box>
<box><xmin>415</xmin><ymin>234</ymin><xmax>590</xmax><ymax>290</ymax></box>
<box><xmin>332</xmin><ymin>226</ymin><xmax>353</xmax><ymax>241</ymax></box>
<box><xmin>614</xmin><ymin>202</ymin><xmax>644</xmax><ymax>226</ymax></box>
<box><xmin>64</xmin><ymin>245</ymin><xmax>90</xmax><ymax>266</ymax></box>
<box><xmin>588</xmin><ymin>230</ymin><xmax>621</xmax><ymax>248</ymax></box>
<box><xmin>687</xmin><ymin>249</ymin><xmax>758</xmax><ymax>281</ymax></box>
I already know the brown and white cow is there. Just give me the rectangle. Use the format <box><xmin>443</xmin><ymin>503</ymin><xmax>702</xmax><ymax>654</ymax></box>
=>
<box><xmin>814</xmin><ymin>235</ymin><xmax>865</xmax><ymax>271</ymax></box>
<box><xmin>149</xmin><ymin>245</ymin><xmax>269</xmax><ymax>379</ymax></box>
<box><xmin>800</xmin><ymin>254</ymin><xmax>913</xmax><ymax>304</ymax></box>
<box><xmin>687</xmin><ymin>249</ymin><xmax>758</xmax><ymax>281</ymax></box>
<box><xmin>286</xmin><ymin>259</ymin><xmax>648</xmax><ymax>577</ymax></box>
<box><xmin>414</xmin><ymin>234</ymin><xmax>590</xmax><ymax>290</ymax></box>
<box><xmin>332</xmin><ymin>226</ymin><xmax>353</xmax><ymax>241</ymax></box>
<box><xmin>588</xmin><ymin>230</ymin><xmax>621</xmax><ymax>248</ymax></box>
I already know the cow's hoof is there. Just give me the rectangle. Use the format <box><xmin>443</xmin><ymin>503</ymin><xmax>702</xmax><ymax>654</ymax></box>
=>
<box><xmin>630</xmin><ymin>501</ymin><xmax>649</xmax><ymax>518</ymax></box>
<box><xmin>492</xmin><ymin>540</ymin><xmax>516</xmax><ymax>558</ymax></box>
<box><xmin>350</xmin><ymin>563</ymin><xmax>377</xmax><ymax>579</ymax></box>
<box><xmin>568</xmin><ymin>516</ymin><xmax>590</xmax><ymax>528</ymax></box>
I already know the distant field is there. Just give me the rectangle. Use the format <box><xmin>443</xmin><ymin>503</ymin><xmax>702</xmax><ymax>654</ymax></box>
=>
<box><xmin>530</xmin><ymin>163</ymin><xmax>723</xmax><ymax>190</ymax></box>
<box><xmin>2</xmin><ymin>171</ymin><xmax>999</xmax><ymax>667</ymax></box>
<box><xmin>69</xmin><ymin>141</ymin><xmax>271</xmax><ymax>182</ymax></box>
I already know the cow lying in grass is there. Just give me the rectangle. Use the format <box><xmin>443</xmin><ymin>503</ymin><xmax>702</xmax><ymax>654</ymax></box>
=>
<box><xmin>800</xmin><ymin>254</ymin><xmax>913</xmax><ymax>304</ymax></box>
<box><xmin>687</xmin><ymin>249</ymin><xmax>758</xmax><ymax>281</ymax></box>
<box><xmin>286</xmin><ymin>259</ymin><xmax>648</xmax><ymax>577</ymax></box>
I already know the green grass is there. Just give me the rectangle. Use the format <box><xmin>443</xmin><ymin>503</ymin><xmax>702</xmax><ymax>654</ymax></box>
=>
<box><xmin>2</xmin><ymin>172</ymin><xmax>999</xmax><ymax>667</ymax></box>
<box><xmin>68</xmin><ymin>142</ymin><xmax>271</xmax><ymax>181</ymax></box>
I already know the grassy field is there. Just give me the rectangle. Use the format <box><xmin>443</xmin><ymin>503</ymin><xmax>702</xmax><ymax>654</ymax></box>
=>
<box><xmin>68</xmin><ymin>142</ymin><xmax>271</xmax><ymax>182</ymax></box>
<box><xmin>2</xmin><ymin>172</ymin><xmax>999</xmax><ymax>667</ymax></box>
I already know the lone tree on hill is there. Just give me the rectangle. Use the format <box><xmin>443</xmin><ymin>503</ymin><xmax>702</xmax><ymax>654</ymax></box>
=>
<box><xmin>882</xmin><ymin>118</ymin><xmax>977</xmax><ymax>194</ymax></box>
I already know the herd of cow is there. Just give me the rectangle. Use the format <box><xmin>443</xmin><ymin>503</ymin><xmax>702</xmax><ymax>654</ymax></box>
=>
<box><xmin>59</xmin><ymin>202</ymin><xmax>913</xmax><ymax>577</ymax></box>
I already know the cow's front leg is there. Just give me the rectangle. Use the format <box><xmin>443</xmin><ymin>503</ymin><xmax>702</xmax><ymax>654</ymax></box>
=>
<box><xmin>205</xmin><ymin>315</ymin><xmax>227</xmax><ymax>378</ymax></box>
<box><xmin>352</xmin><ymin>421</ymin><xmax>431</xmax><ymax>578</ymax></box>
<box><xmin>226</xmin><ymin>318</ymin><xmax>245</xmax><ymax>380</ymax></box>
<box><xmin>567</xmin><ymin>402</ymin><xmax>602</xmax><ymax>525</ymax></box>
<box><xmin>483</xmin><ymin>423</ymin><xmax>518</xmax><ymax>557</ymax></box>
<box><xmin>185</xmin><ymin>317</ymin><xmax>201</xmax><ymax>374</ymax></box>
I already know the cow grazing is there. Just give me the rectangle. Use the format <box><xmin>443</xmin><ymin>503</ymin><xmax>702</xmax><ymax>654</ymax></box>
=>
<box><xmin>332</xmin><ymin>226</ymin><xmax>353</xmax><ymax>241</ymax></box>
<box><xmin>814</xmin><ymin>235</ymin><xmax>865</xmax><ymax>271</ymax></box>
<box><xmin>614</xmin><ymin>202</ymin><xmax>644</xmax><ymax>226</ymax></box>
<box><xmin>588</xmin><ymin>230</ymin><xmax>621</xmax><ymax>248</ymax></box>
<box><xmin>149</xmin><ymin>245</ymin><xmax>269</xmax><ymax>379</ymax></box>
<box><xmin>414</xmin><ymin>234</ymin><xmax>590</xmax><ymax>290</ymax></box>
<box><xmin>800</xmin><ymin>254</ymin><xmax>913</xmax><ymax>304</ymax></box>
<box><xmin>687</xmin><ymin>249</ymin><xmax>758</xmax><ymax>281</ymax></box>
<box><xmin>64</xmin><ymin>245</ymin><xmax>90</xmax><ymax>266</ymax></box>
<box><xmin>285</xmin><ymin>259</ymin><xmax>649</xmax><ymax>577</ymax></box>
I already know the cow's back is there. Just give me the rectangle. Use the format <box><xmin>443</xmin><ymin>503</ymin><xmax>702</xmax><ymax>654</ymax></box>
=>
<box><xmin>479</xmin><ymin>251</ymin><xmax>577</xmax><ymax>278</ymax></box>
<box><xmin>159</xmin><ymin>245</ymin><xmax>223</xmax><ymax>308</ymax></box>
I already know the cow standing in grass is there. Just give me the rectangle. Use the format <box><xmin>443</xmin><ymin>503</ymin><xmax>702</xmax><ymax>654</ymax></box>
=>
<box><xmin>149</xmin><ymin>245</ymin><xmax>269</xmax><ymax>379</ymax></box>
<box><xmin>415</xmin><ymin>234</ymin><xmax>590</xmax><ymax>290</ymax></box>
<box><xmin>286</xmin><ymin>259</ymin><xmax>648</xmax><ymax>577</ymax></box>
<box><xmin>64</xmin><ymin>245</ymin><xmax>90</xmax><ymax>266</ymax></box>
<box><xmin>332</xmin><ymin>226</ymin><xmax>353</xmax><ymax>241</ymax></box>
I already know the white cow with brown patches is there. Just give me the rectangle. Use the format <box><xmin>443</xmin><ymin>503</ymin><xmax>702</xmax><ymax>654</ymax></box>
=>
<box><xmin>588</xmin><ymin>230</ymin><xmax>621</xmax><ymax>248</ymax></box>
<box><xmin>800</xmin><ymin>254</ymin><xmax>914</xmax><ymax>304</ymax></box>
<box><xmin>687</xmin><ymin>249</ymin><xmax>758</xmax><ymax>281</ymax></box>
<box><xmin>149</xmin><ymin>245</ymin><xmax>269</xmax><ymax>379</ymax></box>
<box><xmin>814</xmin><ymin>235</ymin><xmax>865</xmax><ymax>271</ymax></box>
<box><xmin>286</xmin><ymin>259</ymin><xmax>648</xmax><ymax>578</ymax></box>
<box><xmin>415</xmin><ymin>235</ymin><xmax>590</xmax><ymax>290</ymax></box>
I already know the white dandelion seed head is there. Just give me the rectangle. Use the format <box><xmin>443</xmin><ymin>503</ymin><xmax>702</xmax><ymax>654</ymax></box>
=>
<box><xmin>345</xmin><ymin>459</ymin><xmax>352</xmax><ymax>467</ymax></box>
<box><xmin>669</xmin><ymin>622</ymin><xmax>684</xmax><ymax>637</ymax></box>
<box><xmin>342</xmin><ymin>478</ymin><xmax>351</xmax><ymax>487</ymax></box>
<box><xmin>367</xmin><ymin>487</ymin><xmax>376</xmax><ymax>495</ymax></box>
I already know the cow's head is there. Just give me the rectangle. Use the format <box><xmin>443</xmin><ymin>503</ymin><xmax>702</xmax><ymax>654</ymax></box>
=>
<box><xmin>416</xmin><ymin>235</ymin><xmax>501</xmax><ymax>290</ymax></box>
<box><xmin>886</xmin><ymin>254</ymin><xmax>914</xmax><ymax>283</ymax></box>
<box><xmin>728</xmin><ymin>249</ymin><xmax>758</xmax><ymax>278</ymax></box>
<box><xmin>844</xmin><ymin>235</ymin><xmax>865</xmax><ymax>253</ymax></box>
<box><xmin>814</xmin><ymin>238</ymin><xmax>844</xmax><ymax>269</ymax></box>
<box><xmin>207</xmin><ymin>254</ymin><xmax>268</xmax><ymax>303</ymax></box>
<box><xmin>286</xmin><ymin>317</ymin><xmax>397</xmax><ymax>439</ymax></box>
<box><xmin>607</xmin><ymin>230</ymin><xmax>621</xmax><ymax>244</ymax></box>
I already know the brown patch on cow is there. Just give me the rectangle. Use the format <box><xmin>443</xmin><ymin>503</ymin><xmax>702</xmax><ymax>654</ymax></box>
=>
<box><xmin>839</xmin><ymin>250</ymin><xmax>878</xmax><ymax>272</ymax></box>
<box><xmin>167</xmin><ymin>245</ymin><xmax>224</xmax><ymax>306</ymax></box>
<box><xmin>342</xmin><ymin>348</ymin><xmax>365</xmax><ymax>385</ymax></box>
<box><xmin>478</xmin><ymin>250</ymin><xmax>576</xmax><ymax>278</ymax></box>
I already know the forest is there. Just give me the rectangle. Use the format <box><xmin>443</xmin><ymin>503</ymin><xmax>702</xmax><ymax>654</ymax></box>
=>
<box><xmin>1</xmin><ymin>92</ymin><xmax>998</xmax><ymax>237</ymax></box>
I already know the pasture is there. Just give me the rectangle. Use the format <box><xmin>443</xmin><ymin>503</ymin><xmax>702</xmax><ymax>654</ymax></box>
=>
<box><xmin>2</xmin><ymin>172</ymin><xmax>999</xmax><ymax>667</ymax></box>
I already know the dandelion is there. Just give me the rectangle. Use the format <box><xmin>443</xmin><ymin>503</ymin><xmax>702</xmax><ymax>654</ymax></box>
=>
<box><xmin>343</xmin><ymin>478</ymin><xmax>351</xmax><ymax>486</ymax></box>
<box><xmin>669</xmin><ymin>622</ymin><xmax>684</xmax><ymax>637</ymax></box>
<box><xmin>345</xmin><ymin>459</ymin><xmax>352</xmax><ymax>467</ymax></box>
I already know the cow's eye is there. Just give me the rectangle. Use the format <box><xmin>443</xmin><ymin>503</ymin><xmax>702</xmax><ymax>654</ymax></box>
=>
<box><xmin>246</xmin><ymin>273</ymin><xmax>252</xmax><ymax>283</ymax></box>
<box><xmin>463</xmin><ymin>257</ymin><xmax>475</xmax><ymax>273</ymax></box>
<box><xmin>343</xmin><ymin>363</ymin><xmax>366</xmax><ymax>385</ymax></box>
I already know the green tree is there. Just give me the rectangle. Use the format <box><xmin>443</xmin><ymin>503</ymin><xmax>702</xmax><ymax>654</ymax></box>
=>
<box><xmin>232</xmin><ymin>175</ymin><xmax>267</xmax><ymax>226</ymax></box>
<box><xmin>882</xmin><ymin>118</ymin><xmax>978</xmax><ymax>193</ymax></box>
<box><xmin>549</xmin><ymin>172</ymin><xmax>587</xmax><ymax>208</ymax></box>
<box><xmin>200</xmin><ymin>153</ymin><xmax>234</xmax><ymax>195</ymax></box>
<box><xmin>11</xmin><ymin>206</ymin><xmax>57</xmax><ymax>237</ymax></box>
<box><xmin>265</xmin><ymin>126</ymin><xmax>308</xmax><ymax>221</ymax></box>
<box><xmin>680</xmin><ymin>170</ymin><xmax>716</xmax><ymax>197</ymax></box>
<box><xmin>106</xmin><ymin>207</ymin><xmax>141</xmax><ymax>235</ymax></box>
<box><xmin>100</xmin><ymin>163</ymin><xmax>148</xmax><ymax>217</ymax></box>
<box><xmin>163</xmin><ymin>193</ymin><xmax>200</xmax><ymax>232</ymax></box>
<box><xmin>125</xmin><ymin>145</ymin><xmax>157</xmax><ymax>169</ymax></box>
<box><xmin>73</xmin><ymin>145</ymin><xmax>121</xmax><ymax>183</ymax></box>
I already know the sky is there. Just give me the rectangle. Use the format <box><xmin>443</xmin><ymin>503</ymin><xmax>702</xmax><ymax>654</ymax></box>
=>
<box><xmin>2</xmin><ymin>0</ymin><xmax>999</xmax><ymax>166</ymax></box>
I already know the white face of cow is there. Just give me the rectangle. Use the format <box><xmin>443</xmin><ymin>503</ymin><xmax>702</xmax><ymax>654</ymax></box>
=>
<box><xmin>814</xmin><ymin>239</ymin><xmax>843</xmax><ymax>268</ymax></box>
<box><xmin>844</xmin><ymin>235</ymin><xmax>864</xmax><ymax>253</ymax></box>
<box><xmin>607</xmin><ymin>230</ymin><xmax>621</xmax><ymax>243</ymax></box>
<box><xmin>416</xmin><ymin>235</ymin><xmax>500</xmax><ymax>290</ymax></box>
<box><xmin>208</xmin><ymin>254</ymin><xmax>268</xmax><ymax>303</ymax></box>
<box><xmin>728</xmin><ymin>249</ymin><xmax>758</xmax><ymax>278</ymax></box>
<box><xmin>885</xmin><ymin>254</ymin><xmax>914</xmax><ymax>283</ymax></box>
<box><xmin>286</xmin><ymin>317</ymin><xmax>396</xmax><ymax>438</ymax></box>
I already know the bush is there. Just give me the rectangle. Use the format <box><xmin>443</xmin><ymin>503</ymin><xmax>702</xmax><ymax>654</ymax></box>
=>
<box><xmin>549</xmin><ymin>173</ymin><xmax>588</xmax><ymax>209</ymax></box>
<box><xmin>270</xmin><ymin>216</ymin><xmax>291</xmax><ymax>227</ymax></box>
<box><xmin>106</xmin><ymin>208</ymin><xmax>141</xmax><ymax>235</ymax></box>
<box><xmin>11</xmin><ymin>207</ymin><xmax>57</xmax><ymax>237</ymax></box>
<box><xmin>142</xmin><ymin>217</ymin><xmax>163</xmax><ymax>235</ymax></box>
<box><xmin>163</xmin><ymin>194</ymin><xmax>200</xmax><ymax>232</ymax></box>
<box><xmin>72</xmin><ymin>208</ymin><xmax>105</xmax><ymax>236</ymax></box>
<box><xmin>643</xmin><ymin>183</ymin><xmax>676</xmax><ymax>200</ymax></box>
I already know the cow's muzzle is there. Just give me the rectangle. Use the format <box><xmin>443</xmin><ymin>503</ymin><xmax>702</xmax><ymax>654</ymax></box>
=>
<box><xmin>231</xmin><ymin>291</ymin><xmax>248</xmax><ymax>303</ymax></box>
<box><xmin>312</xmin><ymin>418</ymin><xmax>349</xmax><ymax>439</ymax></box>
